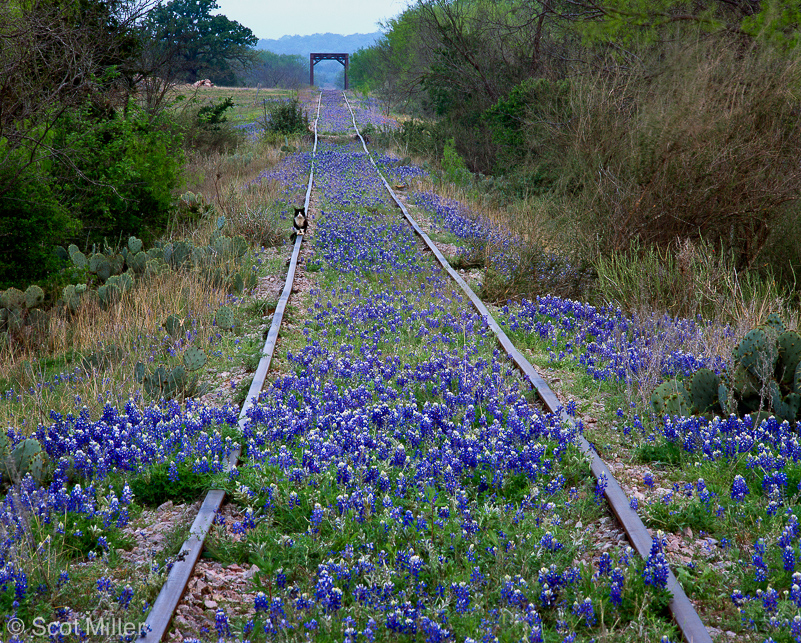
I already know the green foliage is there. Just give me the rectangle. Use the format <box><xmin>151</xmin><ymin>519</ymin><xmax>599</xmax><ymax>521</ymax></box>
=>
<box><xmin>53</xmin><ymin>105</ymin><xmax>184</xmax><ymax>246</ymax></box>
<box><xmin>579</xmin><ymin>0</ymin><xmax>800</xmax><ymax>48</ymax></box>
<box><xmin>483</xmin><ymin>78</ymin><xmax>569</xmax><ymax>184</ymax></box>
<box><xmin>441</xmin><ymin>138</ymin><xmax>472</xmax><ymax>187</ymax></box>
<box><xmin>349</xmin><ymin>46</ymin><xmax>385</xmax><ymax>94</ymax></box>
<box><xmin>129</xmin><ymin>461</ymin><xmax>211</xmax><ymax>506</ymax></box>
<box><xmin>143</xmin><ymin>0</ymin><xmax>257</xmax><ymax>84</ymax></box>
<box><xmin>742</xmin><ymin>0</ymin><xmax>801</xmax><ymax>50</ymax></box>
<box><xmin>264</xmin><ymin>98</ymin><xmax>309</xmax><ymax>134</ymax></box>
<box><xmin>239</xmin><ymin>50</ymin><xmax>306</xmax><ymax>88</ymax></box>
<box><xmin>197</xmin><ymin>96</ymin><xmax>234</xmax><ymax>127</ymax></box>
<box><xmin>0</xmin><ymin>158</ymin><xmax>77</xmax><ymax>288</ymax></box>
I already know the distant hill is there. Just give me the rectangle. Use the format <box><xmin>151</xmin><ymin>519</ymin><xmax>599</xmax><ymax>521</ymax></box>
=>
<box><xmin>256</xmin><ymin>32</ymin><xmax>382</xmax><ymax>57</ymax></box>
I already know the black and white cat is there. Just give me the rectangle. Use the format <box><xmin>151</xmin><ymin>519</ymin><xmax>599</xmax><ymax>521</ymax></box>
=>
<box><xmin>291</xmin><ymin>206</ymin><xmax>307</xmax><ymax>241</ymax></box>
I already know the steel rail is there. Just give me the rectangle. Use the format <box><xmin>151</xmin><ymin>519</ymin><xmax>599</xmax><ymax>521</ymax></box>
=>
<box><xmin>139</xmin><ymin>92</ymin><xmax>323</xmax><ymax>642</ymax></box>
<box><xmin>343</xmin><ymin>91</ymin><xmax>712</xmax><ymax>643</ymax></box>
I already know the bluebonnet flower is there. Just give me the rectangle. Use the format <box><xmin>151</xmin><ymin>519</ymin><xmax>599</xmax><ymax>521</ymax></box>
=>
<box><xmin>732</xmin><ymin>475</ymin><xmax>749</xmax><ymax>502</ymax></box>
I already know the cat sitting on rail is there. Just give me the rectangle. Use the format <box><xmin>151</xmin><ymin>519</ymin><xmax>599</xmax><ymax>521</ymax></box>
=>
<box><xmin>291</xmin><ymin>206</ymin><xmax>307</xmax><ymax>242</ymax></box>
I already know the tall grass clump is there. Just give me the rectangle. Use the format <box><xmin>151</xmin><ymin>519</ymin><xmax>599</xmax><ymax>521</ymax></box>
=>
<box><xmin>593</xmin><ymin>237</ymin><xmax>790</xmax><ymax>323</ymax></box>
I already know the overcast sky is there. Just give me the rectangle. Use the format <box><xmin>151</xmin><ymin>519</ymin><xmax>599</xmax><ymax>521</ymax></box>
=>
<box><xmin>214</xmin><ymin>0</ymin><xmax>410</xmax><ymax>40</ymax></box>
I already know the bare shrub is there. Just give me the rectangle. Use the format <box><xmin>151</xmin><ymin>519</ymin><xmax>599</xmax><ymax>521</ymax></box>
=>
<box><xmin>553</xmin><ymin>39</ymin><xmax>801</xmax><ymax>271</ymax></box>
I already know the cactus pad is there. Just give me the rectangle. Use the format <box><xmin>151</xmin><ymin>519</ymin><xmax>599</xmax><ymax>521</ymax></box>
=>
<box><xmin>164</xmin><ymin>314</ymin><xmax>183</xmax><ymax>339</ymax></box>
<box><xmin>690</xmin><ymin>368</ymin><xmax>720</xmax><ymax>414</ymax></box>
<box><xmin>171</xmin><ymin>241</ymin><xmax>193</xmax><ymax>267</ymax></box>
<box><xmin>23</xmin><ymin>285</ymin><xmax>44</xmax><ymax>309</ymax></box>
<box><xmin>778</xmin><ymin>330</ymin><xmax>801</xmax><ymax>384</ymax></box>
<box><xmin>764</xmin><ymin>313</ymin><xmax>787</xmax><ymax>334</ymax></box>
<box><xmin>734</xmin><ymin>327</ymin><xmax>777</xmax><ymax>383</ymax></box>
<box><xmin>216</xmin><ymin>305</ymin><xmax>235</xmax><ymax>330</ymax></box>
<box><xmin>128</xmin><ymin>236</ymin><xmax>143</xmax><ymax>254</ymax></box>
<box><xmin>1</xmin><ymin>288</ymin><xmax>25</xmax><ymax>311</ymax></box>
<box><xmin>182</xmin><ymin>346</ymin><xmax>207</xmax><ymax>372</ymax></box>
<box><xmin>70</xmin><ymin>249</ymin><xmax>88</xmax><ymax>269</ymax></box>
<box><xmin>651</xmin><ymin>380</ymin><xmax>692</xmax><ymax>417</ymax></box>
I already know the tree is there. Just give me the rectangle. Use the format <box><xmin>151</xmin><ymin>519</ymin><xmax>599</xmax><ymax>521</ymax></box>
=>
<box><xmin>0</xmin><ymin>0</ymin><xmax>152</xmax><ymax>195</ymax></box>
<box><xmin>0</xmin><ymin>0</ymin><xmax>164</xmax><ymax>286</ymax></box>
<box><xmin>143</xmin><ymin>0</ymin><xmax>257</xmax><ymax>85</ymax></box>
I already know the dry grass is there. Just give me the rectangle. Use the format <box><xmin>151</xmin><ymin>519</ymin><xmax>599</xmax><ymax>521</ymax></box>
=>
<box><xmin>552</xmin><ymin>39</ymin><xmax>801</xmax><ymax>271</ymax></box>
<box><xmin>0</xmin><ymin>258</ymin><xmax>247</xmax><ymax>431</ymax></box>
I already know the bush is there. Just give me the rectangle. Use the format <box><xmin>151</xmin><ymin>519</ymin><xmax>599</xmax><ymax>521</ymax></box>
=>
<box><xmin>182</xmin><ymin>95</ymin><xmax>243</xmax><ymax>155</ymax></box>
<box><xmin>551</xmin><ymin>40</ymin><xmax>801</xmax><ymax>272</ymax></box>
<box><xmin>0</xmin><ymin>156</ymin><xmax>77</xmax><ymax>287</ymax></box>
<box><xmin>263</xmin><ymin>98</ymin><xmax>309</xmax><ymax>134</ymax></box>
<box><xmin>441</xmin><ymin>138</ymin><xmax>472</xmax><ymax>187</ymax></box>
<box><xmin>53</xmin><ymin>105</ymin><xmax>185</xmax><ymax>245</ymax></box>
<box><xmin>483</xmin><ymin>77</ymin><xmax>569</xmax><ymax>181</ymax></box>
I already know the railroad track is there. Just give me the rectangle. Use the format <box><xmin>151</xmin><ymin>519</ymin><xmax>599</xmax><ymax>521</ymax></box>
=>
<box><xmin>138</xmin><ymin>93</ymin><xmax>322</xmax><ymax>643</ymax></box>
<box><xmin>139</xmin><ymin>90</ymin><xmax>711</xmax><ymax>643</ymax></box>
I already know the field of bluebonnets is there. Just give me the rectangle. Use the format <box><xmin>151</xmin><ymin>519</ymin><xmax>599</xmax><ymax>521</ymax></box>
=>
<box><xmin>0</xmin><ymin>88</ymin><xmax>798</xmax><ymax>643</ymax></box>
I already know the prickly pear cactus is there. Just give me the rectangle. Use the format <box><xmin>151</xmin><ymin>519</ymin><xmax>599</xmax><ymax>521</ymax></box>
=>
<box><xmin>108</xmin><ymin>253</ymin><xmax>125</xmax><ymax>276</ymax></box>
<box><xmin>213</xmin><ymin>235</ymin><xmax>232</xmax><ymax>257</ymax></box>
<box><xmin>106</xmin><ymin>273</ymin><xmax>133</xmax><ymax>295</ymax></box>
<box><xmin>651</xmin><ymin>380</ymin><xmax>692</xmax><ymax>417</ymax></box>
<box><xmin>1</xmin><ymin>288</ymin><xmax>25</xmax><ymax>311</ymax></box>
<box><xmin>70</xmin><ymin>248</ymin><xmax>88</xmax><ymax>269</ymax></box>
<box><xmin>145</xmin><ymin>258</ymin><xmax>167</xmax><ymax>278</ymax></box>
<box><xmin>24</xmin><ymin>285</ymin><xmax>44</xmax><ymax>309</ymax></box>
<box><xmin>231</xmin><ymin>236</ymin><xmax>248</xmax><ymax>257</ymax></box>
<box><xmin>171</xmin><ymin>241</ymin><xmax>193</xmax><ymax>268</ymax></box>
<box><xmin>97</xmin><ymin>283</ymin><xmax>120</xmax><ymax>308</ymax></box>
<box><xmin>765</xmin><ymin>312</ymin><xmax>787</xmax><ymax>334</ymax></box>
<box><xmin>734</xmin><ymin>327</ymin><xmax>777</xmax><ymax>383</ymax></box>
<box><xmin>129</xmin><ymin>251</ymin><xmax>147</xmax><ymax>274</ymax></box>
<box><xmin>795</xmin><ymin>362</ymin><xmax>801</xmax><ymax>396</ymax></box>
<box><xmin>164</xmin><ymin>314</ymin><xmax>183</xmax><ymax>339</ymax></box>
<box><xmin>229</xmin><ymin>273</ymin><xmax>245</xmax><ymax>295</ymax></box>
<box><xmin>164</xmin><ymin>366</ymin><xmax>187</xmax><ymax>397</ymax></box>
<box><xmin>128</xmin><ymin>236</ymin><xmax>143</xmax><ymax>254</ymax></box>
<box><xmin>778</xmin><ymin>330</ymin><xmax>801</xmax><ymax>384</ymax></box>
<box><xmin>216</xmin><ymin>305</ymin><xmax>235</xmax><ymax>330</ymax></box>
<box><xmin>63</xmin><ymin>285</ymin><xmax>80</xmax><ymax>314</ymax></box>
<box><xmin>655</xmin><ymin>313</ymin><xmax>801</xmax><ymax>426</ymax></box>
<box><xmin>690</xmin><ymin>368</ymin><xmax>720</xmax><ymax>414</ymax></box>
<box><xmin>183</xmin><ymin>346</ymin><xmax>207</xmax><ymax>372</ymax></box>
<box><xmin>1</xmin><ymin>438</ymin><xmax>46</xmax><ymax>484</ymax></box>
<box><xmin>26</xmin><ymin>309</ymin><xmax>49</xmax><ymax>333</ymax></box>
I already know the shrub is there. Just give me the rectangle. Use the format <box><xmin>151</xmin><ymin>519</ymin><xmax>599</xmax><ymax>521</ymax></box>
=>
<box><xmin>441</xmin><ymin>137</ymin><xmax>472</xmax><ymax>187</ymax></box>
<box><xmin>551</xmin><ymin>40</ymin><xmax>801</xmax><ymax>272</ymax></box>
<box><xmin>0</xmin><ymin>156</ymin><xmax>77</xmax><ymax>288</ymax></box>
<box><xmin>53</xmin><ymin>105</ymin><xmax>185</xmax><ymax>245</ymax></box>
<box><xmin>263</xmin><ymin>98</ymin><xmax>309</xmax><ymax>134</ymax></box>
<box><xmin>181</xmin><ymin>95</ymin><xmax>243</xmax><ymax>155</ymax></box>
<box><xmin>483</xmin><ymin>77</ymin><xmax>569</xmax><ymax>182</ymax></box>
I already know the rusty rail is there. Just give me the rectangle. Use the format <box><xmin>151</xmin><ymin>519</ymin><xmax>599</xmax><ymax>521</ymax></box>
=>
<box><xmin>139</xmin><ymin>91</ymin><xmax>323</xmax><ymax>642</ymax></box>
<box><xmin>343</xmin><ymin>91</ymin><xmax>712</xmax><ymax>643</ymax></box>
